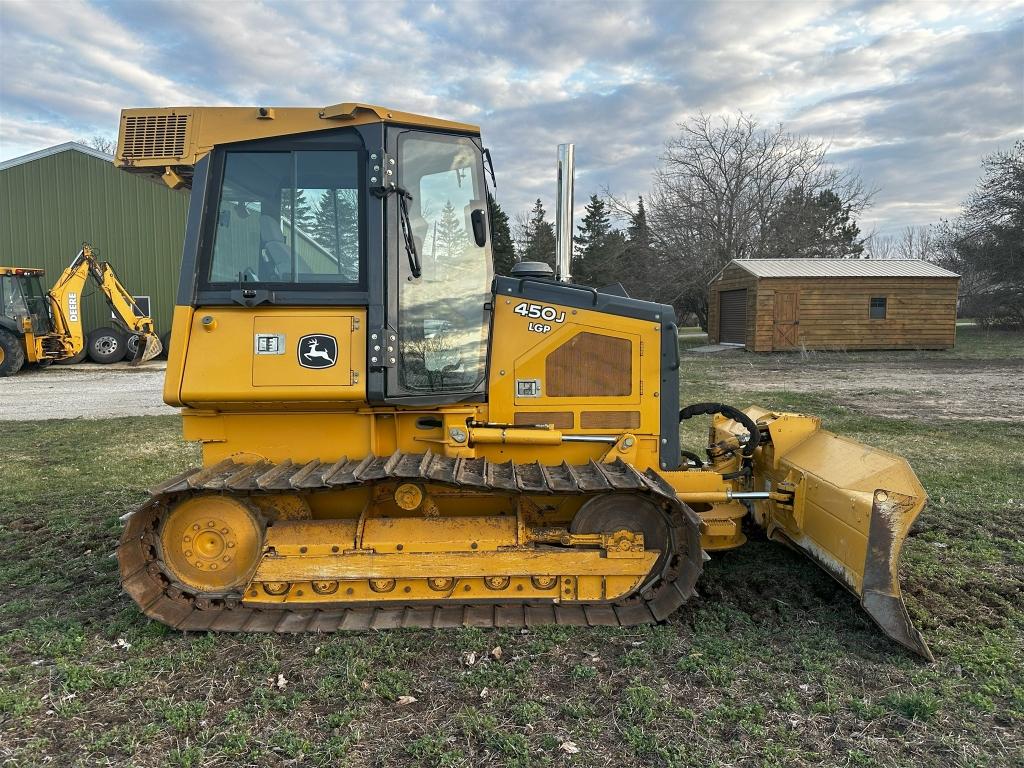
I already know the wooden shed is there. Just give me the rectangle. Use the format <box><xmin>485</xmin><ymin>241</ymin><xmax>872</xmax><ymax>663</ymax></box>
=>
<box><xmin>707</xmin><ymin>259</ymin><xmax>960</xmax><ymax>352</ymax></box>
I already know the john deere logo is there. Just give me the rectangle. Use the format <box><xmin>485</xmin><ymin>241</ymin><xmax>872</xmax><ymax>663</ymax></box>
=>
<box><xmin>298</xmin><ymin>334</ymin><xmax>337</xmax><ymax>369</ymax></box>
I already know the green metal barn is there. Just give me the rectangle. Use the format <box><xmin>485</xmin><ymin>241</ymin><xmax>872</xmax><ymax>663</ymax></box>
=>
<box><xmin>0</xmin><ymin>142</ymin><xmax>188</xmax><ymax>337</ymax></box>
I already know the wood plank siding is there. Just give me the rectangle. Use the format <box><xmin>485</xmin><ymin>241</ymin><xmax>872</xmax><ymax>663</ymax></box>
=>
<box><xmin>709</xmin><ymin>263</ymin><xmax>959</xmax><ymax>352</ymax></box>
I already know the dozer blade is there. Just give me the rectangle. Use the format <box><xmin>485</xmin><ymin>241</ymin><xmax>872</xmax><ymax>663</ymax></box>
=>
<box><xmin>722</xmin><ymin>408</ymin><xmax>933</xmax><ymax>660</ymax></box>
<box><xmin>127</xmin><ymin>332</ymin><xmax>162</xmax><ymax>365</ymax></box>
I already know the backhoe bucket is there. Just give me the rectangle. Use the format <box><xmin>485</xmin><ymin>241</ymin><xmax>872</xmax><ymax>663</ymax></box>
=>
<box><xmin>717</xmin><ymin>408</ymin><xmax>933</xmax><ymax>660</ymax></box>
<box><xmin>128</xmin><ymin>332</ymin><xmax>163</xmax><ymax>365</ymax></box>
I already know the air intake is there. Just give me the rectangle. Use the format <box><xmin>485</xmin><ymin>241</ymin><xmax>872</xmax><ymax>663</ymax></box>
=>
<box><xmin>121</xmin><ymin>113</ymin><xmax>190</xmax><ymax>159</ymax></box>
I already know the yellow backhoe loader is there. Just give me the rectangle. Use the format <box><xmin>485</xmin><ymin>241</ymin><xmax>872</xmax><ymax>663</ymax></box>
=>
<box><xmin>112</xmin><ymin>103</ymin><xmax>931</xmax><ymax>659</ymax></box>
<box><xmin>0</xmin><ymin>245</ymin><xmax>162</xmax><ymax>376</ymax></box>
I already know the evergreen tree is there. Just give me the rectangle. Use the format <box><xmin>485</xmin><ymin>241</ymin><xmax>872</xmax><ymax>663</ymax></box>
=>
<box><xmin>615</xmin><ymin>196</ymin><xmax>666</xmax><ymax>301</ymax></box>
<box><xmin>628</xmin><ymin>195</ymin><xmax>650</xmax><ymax>249</ymax></box>
<box><xmin>488</xmin><ymin>192</ymin><xmax>516</xmax><ymax>275</ymax></box>
<box><xmin>309</xmin><ymin>189</ymin><xmax>358</xmax><ymax>277</ymax></box>
<box><xmin>521</xmin><ymin>199</ymin><xmax>556</xmax><ymax>267</ymax></box>
<box><xmin>281</xmin><ymin>188</ymin><xmax>314</xmax><ymax>232</ymax></box>
<box><xmin>573</xmin><ymin>194</ymin><xmax>616</xmax><ymax>286</ymax></box>
<box><xmin>934</xmin><ymin>140</ymin><xmax>1023</xmax><ymax>327</ymax></box>
<box><xmin>435</xmin><ymin>199</ymin><xmax>468</xmax><ymax>260</ymax></box>
<box><xmin>763</xmin><ymin>188</ymin><xmax>863</xmax><ymax>259</ymax></box>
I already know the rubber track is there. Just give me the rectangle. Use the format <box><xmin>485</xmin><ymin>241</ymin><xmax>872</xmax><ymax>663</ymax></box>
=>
<box><xmin>118</xmin><ymin>451</ymin><xmax>704</xmax><ymax>632</ymax></box>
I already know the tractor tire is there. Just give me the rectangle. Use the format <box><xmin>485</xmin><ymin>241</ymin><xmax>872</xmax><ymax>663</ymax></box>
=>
<box><xmin>159</xmin><ymin>331</ymin><xmax>171</xmax><ymax>360</ymax></box>
<box><xmin>87</xmin><ymin>327</ymin><xmax>128</xmax><ymax>364</ymax></box>
<box><xmin>0</xmin><ymin>327</ymin><xmax>26</xmax><ymax>377</ymax></box>
<box><xmin>53</xmin><ymin>348</ymin><xmax>89</xmax><ymax>366</ymax></box>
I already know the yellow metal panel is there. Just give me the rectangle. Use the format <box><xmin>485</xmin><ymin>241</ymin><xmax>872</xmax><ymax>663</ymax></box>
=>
<box><xmin>360</xmin><ymin>516</ymin><xmax>518</xmax><ymax>553</ymax></box>
<box><xmin>164</xmin><ymin>305</ymin><xmax>194</xmax><ymax>406</ymax></box>
<box><xmin>264</xmin><ymin>519</ymin><xmax>358</xmax><ymax>555</ymax></box>
<box><xmin>115</xmin><ymin>103</ymin><xmax>480</xmax><ymax>182</ymax></box>
<box><xmin>178</xmin><ymin>306</ymin><xmax>366</xmax><ymax>404</ymax></box>
<box><xmin>253</xmin><ymin>548</ymin><xmax>658</xmax><ymax>581</ymax></box>
<box><xmin>487</xmin><ymin>295</ymin><xmax>665</xmax><ymax>472</ymax></box>
<box><xmin>251</xmin><ymin>314</ymin><xmax>355</xmax><ymax>388</ymax></box>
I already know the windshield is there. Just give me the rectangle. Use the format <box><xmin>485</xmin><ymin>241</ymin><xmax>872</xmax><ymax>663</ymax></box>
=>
<box><xmin>1</xmin><ymin>274</ymin><xmax>50</xmax><ymax>332</ymax></box>
<box><xmin>396</xmin><ymin>132</ymin><xmax>491</xmax><ymax>394</ymax></box>
<box><xmin>209</xmin><ymin>150</ymin><xmax>361</xmax><ymax>285</ymax></box>
<box><xmin>1</xmin><ymin>275</ymin><xmax>28</xmax><ymax>320</ymax></box>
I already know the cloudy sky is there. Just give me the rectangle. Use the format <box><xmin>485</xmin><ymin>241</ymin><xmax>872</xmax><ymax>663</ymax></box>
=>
<box><xmin>1</xmin><ymin>0</ymin><xmax>1021</xmax><ymax>235</ymax></box>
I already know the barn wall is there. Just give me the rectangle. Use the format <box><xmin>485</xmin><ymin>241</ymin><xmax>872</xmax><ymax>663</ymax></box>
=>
<box><xmin>753</xmin><ymin>277</ymin><xmax>960</xmax><ymax>351</ymax></box>
<box><xmin>0</xmin><ymin>149</ymin><xmax>188</xmax><ymax>336</ymax></box>
<box><xmin>707</xmin><ymin>264</ymin><xmax>758</xmax><ymax>345</ymax></box>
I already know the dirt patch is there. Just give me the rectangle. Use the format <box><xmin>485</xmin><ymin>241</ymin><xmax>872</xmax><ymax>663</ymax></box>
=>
<box><xmin>719</xmin><ymin>356</ymin><xmax>1024</xmax><ymax>423</ymax></box>
<box><xmin>0</xmin><ymin>363</ymin><xmax>169</xmax><ymax>420</ymax></box>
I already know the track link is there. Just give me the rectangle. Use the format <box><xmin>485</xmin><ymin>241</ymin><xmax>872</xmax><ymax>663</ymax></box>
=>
<box><xmin>118</xmin><ymin>452</ymin><xmax>704</xmax><ymax>632</ymax></box>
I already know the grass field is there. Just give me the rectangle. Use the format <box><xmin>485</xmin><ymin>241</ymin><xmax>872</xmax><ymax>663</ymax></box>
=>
<box><xmin>1</xmin><ymin>327</ymin><xmax>1021</xmax><ymax>767</ymax></box>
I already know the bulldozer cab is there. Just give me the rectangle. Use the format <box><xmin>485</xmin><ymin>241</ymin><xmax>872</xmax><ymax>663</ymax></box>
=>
<box><xmin>181</xmin><ymin>121</ymin><xmax>491</xmax><ymax>405</ymax></box>
<box><xmin>0</xmin><ymin>268</ymin><xmax>53</xmax><ymax>336</ymax></box>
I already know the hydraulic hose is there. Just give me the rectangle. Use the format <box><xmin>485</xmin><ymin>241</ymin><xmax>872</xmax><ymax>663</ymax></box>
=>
<box><xmin>680</xmin><ymin>450</ymin><xmax>705</xmax><ymax>468</ymax></box>
<box><xmin>679</xmin><ymin>402</ymin><xmax>761</xmax><ymax>458</ymax></box>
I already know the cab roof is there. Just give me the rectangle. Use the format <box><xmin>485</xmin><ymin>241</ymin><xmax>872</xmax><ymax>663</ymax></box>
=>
<box><xmin>115</xmin><ymin>102</ymin><xmax>481</xmax><ymax>190</ymax></box>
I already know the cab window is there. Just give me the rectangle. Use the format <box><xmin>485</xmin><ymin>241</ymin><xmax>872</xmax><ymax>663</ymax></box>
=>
<box><xmin>1</xmin><ymin>275</ymin><xmax>28</xmax><ymax>320</ymax></box>
<box><xmin>209</xmin><ymin>150</ymin><xmax>361</xmax><ymax>285</ymax></box>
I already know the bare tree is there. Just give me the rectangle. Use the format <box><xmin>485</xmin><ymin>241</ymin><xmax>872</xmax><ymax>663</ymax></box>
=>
<box><xmin>77</xmin><ymin>134</ymin><xmax>116</xmax><ymax>154</ymax></box>
<box><xmin>895</xmin><ymin>226</ymin><xmax>935</xmax><ymax>259</ymax></box>
<box><xmin>511</xmin><ymin>209</ymin><xmax>532</xmax><ymax>257</ymax></box>
<box><xmin>863</xmin><ymin>226</ymin><xmax>934</xmax><ymax>260</ymax></box>
<box><xmin>862</xmin><ymin>231</ymin><xmax>896</xmax><ymax>259</ymax></box>
<box><xmin>641</xmin><ymin>112</ymin><xmax>873</xmax><ymax>328</ymax></box>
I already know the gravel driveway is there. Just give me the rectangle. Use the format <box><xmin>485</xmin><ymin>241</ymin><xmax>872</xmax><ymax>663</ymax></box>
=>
<box><xmin>0</xmin><ymin>362</ymin><xmax>170</xmax><ymax>420</ymax></box>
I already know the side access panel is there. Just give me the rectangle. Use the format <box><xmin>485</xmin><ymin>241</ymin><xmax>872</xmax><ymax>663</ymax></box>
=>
<box><xmin>175</xmin><ymin>306</ymin><xmax>366</xmax><ymax>405</ymax></box>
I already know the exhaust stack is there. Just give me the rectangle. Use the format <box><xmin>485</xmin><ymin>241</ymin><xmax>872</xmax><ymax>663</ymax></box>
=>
<box><xmin>554</xmin><ymin>143</ymin><xmax>575</xmax><ymax>283</ymax></box>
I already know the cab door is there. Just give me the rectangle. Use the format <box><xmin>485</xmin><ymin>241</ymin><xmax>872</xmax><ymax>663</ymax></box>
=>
<box><xmin>386</xmin><ymin>129</ymin><xmax>493</xmax><ymax>402</ymax></box>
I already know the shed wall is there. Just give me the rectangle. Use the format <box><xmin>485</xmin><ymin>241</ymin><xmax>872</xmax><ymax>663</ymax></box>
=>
<box><xmin>751</xmin><ymin>277</ymin><xmax>959</xmax><ymax>351</ymax></box>
<box><xmin>0</xmin><ymin>150</ymin><xmax>188</xmax><ymax>336</ymax></box>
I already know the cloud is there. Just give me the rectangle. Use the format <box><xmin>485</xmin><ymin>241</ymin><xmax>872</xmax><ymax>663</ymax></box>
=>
<box><xmin>1</xmin><ymin>0</ymin><xmax>1021</xmax><ymax>235</ymax></box>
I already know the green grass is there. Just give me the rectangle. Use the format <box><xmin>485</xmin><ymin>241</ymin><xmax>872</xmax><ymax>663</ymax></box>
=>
<box><xmin>0</xmin><ymin>327</ymin><xmax>1022</xmax><ymax>766</ymax></box>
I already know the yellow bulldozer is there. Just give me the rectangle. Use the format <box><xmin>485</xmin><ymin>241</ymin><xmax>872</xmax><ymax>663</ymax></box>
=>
<box><xmin>112</xmin><ymin>103</ymin><xmax>931</xmax><ymax>659</ymax></box>
<box><xmin>0</xmin><ymin>244</ymin><xmax>162</xmax><ymax>376</ymax></box>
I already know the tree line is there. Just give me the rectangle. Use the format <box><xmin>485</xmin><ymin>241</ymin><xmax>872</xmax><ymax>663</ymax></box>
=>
<box><xmin>488</xmin><ymin>113</ymin><xmax>1022</xmax><ymax>329</ymax></box>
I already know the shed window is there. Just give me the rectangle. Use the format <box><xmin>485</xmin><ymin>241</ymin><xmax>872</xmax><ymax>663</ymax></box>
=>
<box><xmin>870</xmin><ymin>297</ymin><xmax>887</xmax><ymax>319</ymax></box>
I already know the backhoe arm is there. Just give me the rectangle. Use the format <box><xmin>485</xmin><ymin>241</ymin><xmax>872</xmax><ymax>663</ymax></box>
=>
<box><xmin>49</xmin><ymin>244</ymin><xmax>162</xmax><ymax>363</ymax></box>
<box><xmin>46</xmin><ymin>248</ymin><xmax>92</xmax><ymax>357</ymax></box>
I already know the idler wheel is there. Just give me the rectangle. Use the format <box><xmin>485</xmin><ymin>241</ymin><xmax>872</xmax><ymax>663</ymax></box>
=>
<box><xmin>159</xmin><ymin>496</ymin><xmax>264</xmax><ymax>593</ymax></box>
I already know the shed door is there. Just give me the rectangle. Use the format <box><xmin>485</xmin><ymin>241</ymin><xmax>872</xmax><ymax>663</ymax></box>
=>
<box><xmin>719</xmin><ymin>289</ymin><xmax>747</xmax><ymax>345</ymax></box>
<box><xmin>773</xmin><ymin>291</ymin><xmax>800</xmax><ymax>350</ymax></box>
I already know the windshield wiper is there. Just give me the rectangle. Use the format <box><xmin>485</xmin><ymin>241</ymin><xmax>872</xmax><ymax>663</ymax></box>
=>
<box><xmin>482</xmin><ymin>147</ymin><xmax>497</xmax><ymax>188</ymax></box>
<box><xmin>374</xmin><ymin>184</ymin><xmax>421</xmax><ymax>279</ymax></box>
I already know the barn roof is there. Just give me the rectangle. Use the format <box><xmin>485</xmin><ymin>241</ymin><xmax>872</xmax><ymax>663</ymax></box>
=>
<box><xmin>0</xmin><ymin>142</ymin><xmax>113</xmax><ymax>172</ymax></box>
<box><xmin>723</xmin><ymin>258</ymin><xmax>959</xmax><ymax>280</ymax></box>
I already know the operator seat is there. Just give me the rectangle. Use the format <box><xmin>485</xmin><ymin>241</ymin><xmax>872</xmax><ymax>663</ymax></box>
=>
<box><xmin>259</xmin><ymin>215</ymin><xmax>290</xmax><ymax>281</ymax></box>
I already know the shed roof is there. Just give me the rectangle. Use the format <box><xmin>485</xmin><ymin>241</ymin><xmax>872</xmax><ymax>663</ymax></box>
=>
<box><xmin>0</xmin><ymin>142</ymin><xmax>113</xmax><ymax>172</ymax></box>
<box><xmin>722</xmin><ymin>258</ymin><xmax>959</xmax><ymax>280</ymax></box>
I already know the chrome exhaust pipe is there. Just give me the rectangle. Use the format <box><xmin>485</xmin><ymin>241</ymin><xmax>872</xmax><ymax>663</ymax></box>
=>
<box><xmin>554</xmin><ymin>143</ymin><xmax>575</xmax><ymax>283</ymax></box>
